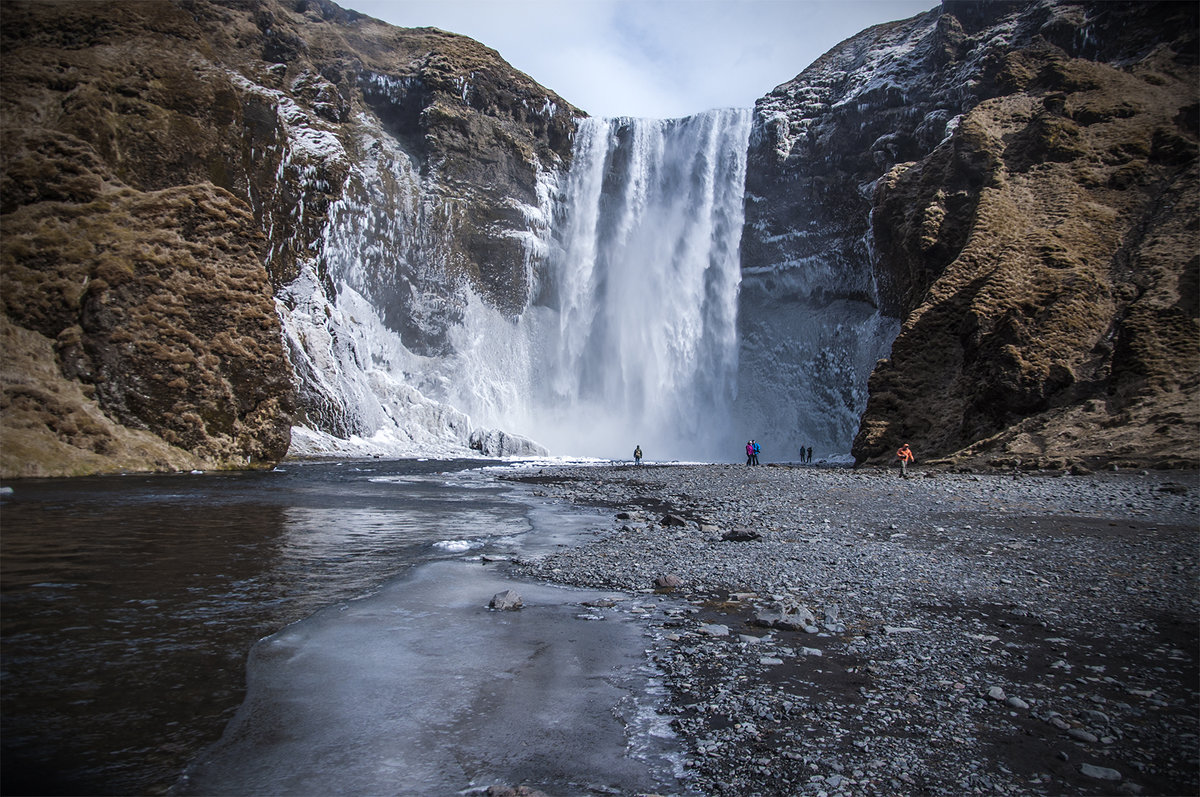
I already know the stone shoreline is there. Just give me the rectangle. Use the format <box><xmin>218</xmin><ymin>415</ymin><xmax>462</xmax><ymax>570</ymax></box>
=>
<box><xmin>504</xmin><ymin>463</ymin><xmax>1199</xmax><ymax>797</ymax></box>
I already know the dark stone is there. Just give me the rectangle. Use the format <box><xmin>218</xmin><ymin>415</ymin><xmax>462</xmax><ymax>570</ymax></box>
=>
<box><xmin>488</xmin><ymin>589</ymin><xmax>523</xmax><ymax>611</ymax></box>
<box><xmin>722</xmin><ymin>529</ymin><xmax>762</xmax><ymax>542</ymax></box>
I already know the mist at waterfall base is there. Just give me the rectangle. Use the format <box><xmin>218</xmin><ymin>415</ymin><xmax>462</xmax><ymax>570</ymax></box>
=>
<box><xmin>283</xmin><ymin>107</ymin><xmax>893</xmax><ymax>463</ymax></box>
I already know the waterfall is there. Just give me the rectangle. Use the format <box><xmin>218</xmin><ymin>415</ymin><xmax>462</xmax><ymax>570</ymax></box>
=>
<box><xmin>527</xmin><ymin>111</ymin><xmax>753</xmax><ymax>460</ymax></box>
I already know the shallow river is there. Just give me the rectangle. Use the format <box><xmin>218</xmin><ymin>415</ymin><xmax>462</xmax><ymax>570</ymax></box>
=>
<box><xmin>1</xmin><ymin>459</ymin><xmax>684</xmax><ymax>796</ymax></box>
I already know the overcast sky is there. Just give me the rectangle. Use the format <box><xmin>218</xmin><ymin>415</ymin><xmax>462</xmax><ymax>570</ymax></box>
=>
<box><xmin>345</xmin><ymin>0</ymin><xmax>938</xmax><ymax>119</ymax></box>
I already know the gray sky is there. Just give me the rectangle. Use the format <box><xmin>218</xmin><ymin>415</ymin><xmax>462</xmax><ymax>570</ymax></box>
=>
<box><xmin>346</xmin><ymin>0</ymin><xmax>938</xmax><ymax>118</ymax></box>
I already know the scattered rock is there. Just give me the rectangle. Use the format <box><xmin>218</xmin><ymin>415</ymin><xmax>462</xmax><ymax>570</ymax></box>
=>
<box><xmin>488</xmin><ymin>590</ymin><xmax>523</xmax><ymax>611</ymax></box>
<box><xmin>1080</xmin><ymin>763</ymin><xmax>1123</xmax><ymax>781</ymax></box>
<box><xmin>507</xmin><ymin>461</ymin><xmax>1199</xmax><ymax>797</ymax></box>
<box><xmin>699</xmin><ymin>623</ymin><xmax>730</xmax><ymax>637</ymax></box>
<box><xmin>752</xmin><ymin>600</ymin><xmax>816</xmax><ymax>631</ymax></box>
<box><xmin>483</xmin><ymin>786</ymin><xmax>550</xmax><ymax>797</ymax></box>
<box><xmin>722</xmin><ymin>528</ymin><xmax>762</xmax><ymax>542</ymax></box>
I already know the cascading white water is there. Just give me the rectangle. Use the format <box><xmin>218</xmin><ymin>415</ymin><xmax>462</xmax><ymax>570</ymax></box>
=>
<box><xmin>280</xmin><ymin>108</ymin><xmax>753</xmax><ymax>460</ymax></box>
<box><xmin>523</xmin><ymin>111</ymin><xmax>753</xmax><ymax>460</ymax></box>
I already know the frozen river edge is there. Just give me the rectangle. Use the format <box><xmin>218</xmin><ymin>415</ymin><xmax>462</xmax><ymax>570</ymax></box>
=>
<box><xmin>504</xmin><ymin>462</ymin><xmax>1199</xmax><ymax>797</ymax></box>
<box><xmin>172</xmin><ymin>466</ymin><xmax>690</xmax><ymax>797</ymax></box>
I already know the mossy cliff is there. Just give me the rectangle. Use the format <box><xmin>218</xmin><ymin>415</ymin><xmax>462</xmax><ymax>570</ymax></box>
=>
<box><xmin>1</xmin><ymin>0</ymin><xmax>578</xmax><ymax>477</ymax></box>
<box><xmin>744</xmin><ymin>0</ymin><xmax>1198</xmax><ymax>469</ymax></box>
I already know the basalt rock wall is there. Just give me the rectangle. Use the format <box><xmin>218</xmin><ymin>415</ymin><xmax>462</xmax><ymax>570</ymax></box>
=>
<box><xmin>743</xmin><ymin>0</ymin><xmax>1198</xmax><ymax>469</ymax></box>
<box><xmin>0</xmin><ymin>0</ymin><xmax>578</xmax><ymax>476</ymax></box>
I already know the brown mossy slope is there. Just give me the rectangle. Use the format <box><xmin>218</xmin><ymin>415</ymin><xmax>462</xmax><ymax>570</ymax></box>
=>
<box><xmin>0</xmin><ymin>317</ymin><xmax>207</xmax><ymax>478</ymax></box>
<box><xmin>0</xmin><ymin>0</ymin><xmax>297</xmax><ymax>476</ymax></box>
<box><xmin>852</xmin><ymin>5</ymin><xmax>1199</xmax><ymax>469</ymax></box>
<box><xmin>1</xmin><ymin>131</ymin><xmax>295</xmax><ymax>475</ymax></box>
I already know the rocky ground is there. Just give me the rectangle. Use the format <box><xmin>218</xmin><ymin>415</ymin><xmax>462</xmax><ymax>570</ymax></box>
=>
<box><xmin>504</xmin><ymin>462</ymin><xmax>1199</xmax><ymax>797</ymax></box>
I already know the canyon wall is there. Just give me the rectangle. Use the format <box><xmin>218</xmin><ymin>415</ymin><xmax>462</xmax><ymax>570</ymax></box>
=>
<box><xmin>742</xmin><ymin>0</ymin><xmax>1198</xmax><ymax>469</ymax></box>
<box><xmin>1</xmin><ymin>0</ymin><xmax>577</xmax><ymax>475</ymax></box>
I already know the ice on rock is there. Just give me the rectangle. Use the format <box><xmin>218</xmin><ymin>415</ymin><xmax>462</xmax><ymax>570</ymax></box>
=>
<box><xmin>277</xmin><ymin>108</ymin><xmax>753</xmax><ymax>461</ymax></box>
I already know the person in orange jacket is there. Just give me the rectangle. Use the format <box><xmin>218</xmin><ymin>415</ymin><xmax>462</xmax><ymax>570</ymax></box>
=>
<box><xmin>896</xmin><ymin>443</ymin><xmax>914</xmax><ymax>478</ymax></box>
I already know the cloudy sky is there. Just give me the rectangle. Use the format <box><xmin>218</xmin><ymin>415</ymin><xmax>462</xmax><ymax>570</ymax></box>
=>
<box><xmin>346</xmin><ymin>0</ymin><xmax>938</xmax><ymax>118</ymax></box>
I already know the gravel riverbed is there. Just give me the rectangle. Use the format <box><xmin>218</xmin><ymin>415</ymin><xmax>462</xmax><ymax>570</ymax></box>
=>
<box><xmin>503</xmin><ymin>463</ymin><xmax>1199</xmax><ymax>797</ymax></box>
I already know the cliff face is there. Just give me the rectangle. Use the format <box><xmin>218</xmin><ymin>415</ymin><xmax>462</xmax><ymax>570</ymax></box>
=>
<box><xmin>743</xmin><ymin>0</ymin><xmax>1198</xmax><ymax>469</ymax></box>
<box><xmin>1</xmin><ymin>0</ymin><xmax>578</xmax><ymax>476</ymax></box>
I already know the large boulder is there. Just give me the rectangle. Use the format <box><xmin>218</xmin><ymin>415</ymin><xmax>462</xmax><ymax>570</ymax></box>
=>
<box><xmin>468</xmin><ymin>428</ymin><xmax>547</xmax><ymax>458</ymax></box>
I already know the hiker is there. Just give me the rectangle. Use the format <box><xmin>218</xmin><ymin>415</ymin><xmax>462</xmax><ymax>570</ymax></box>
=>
<box><xmin>807</xmin><ymin>446</ymin><xmax>813</xmax><ymax>464</ymax></box>
<box><xmin>634</xmin><ymin>445</ymin><xmax>642</xmax><ymax>466</ymax></box>
<box><xmin>800</xmin><ymin>443</ymin><xmax>806</xmax><ymax>464</ymax></box>
<box><xmin>896</xmin><ymin>443</ymin><xmax>914</xmax><ymax>478</ymax></box>
<box><xmin>746</xmin><ymin>440</ymin><xmax>754</xmax><ymax>466</ymax></box>
<box><xmin>751</xmin><ymin>440</ymin><xmax>761</xmax><ymax>466</ymax></box>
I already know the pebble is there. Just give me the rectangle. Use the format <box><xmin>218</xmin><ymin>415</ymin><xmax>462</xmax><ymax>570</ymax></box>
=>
<box><xmin>507</xmin><ymin>464</ymin><xmax>1199</xmax><ymax>797</ymax></box>
<box><xmin>1080</xmin><ymin>763</ymin><xmax>1123</xmax><ymax>781</ymax></box>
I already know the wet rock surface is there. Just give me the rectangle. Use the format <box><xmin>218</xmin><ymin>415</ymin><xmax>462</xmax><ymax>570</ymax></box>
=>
<box><xmin>508</xmin><ymin>463</ymin><xmax>1199</xmax><ymax>796</ymax></box>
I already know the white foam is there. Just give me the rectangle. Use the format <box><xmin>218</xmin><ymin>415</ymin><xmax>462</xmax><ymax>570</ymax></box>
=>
<box><xmin>431</xmin><ymin>540</ymin><xmax>476</xmax><ymax>552</ymax></box>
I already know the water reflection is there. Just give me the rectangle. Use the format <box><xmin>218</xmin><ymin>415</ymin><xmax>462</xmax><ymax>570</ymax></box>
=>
<box><xmin>1</xmin><ymin>459</ymin><xmax>515</xmax><ymax>795</ymax></box>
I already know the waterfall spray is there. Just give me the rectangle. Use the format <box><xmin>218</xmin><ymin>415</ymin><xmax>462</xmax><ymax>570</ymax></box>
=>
<box><xmin>525</xmin><ymin>111</ymin><xmax>752</xmax><ymax>459</ymax></box>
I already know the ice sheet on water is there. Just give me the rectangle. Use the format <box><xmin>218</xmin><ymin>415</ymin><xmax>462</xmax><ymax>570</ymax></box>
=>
<box><xmin>175</xmin><ymin>561</ymin><xmax>683</xmax><ymax>796</ymax></box>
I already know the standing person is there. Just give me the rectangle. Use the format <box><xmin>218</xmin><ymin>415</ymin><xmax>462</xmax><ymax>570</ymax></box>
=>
<box><xmin>799</xmin><ymin>443</ymin><xmax>806</xmax><ymax>464</ymax></box>
<box><xmin>634</xmin><ymin>445</ymin><xmax>642</xmax><ymax>466</ymax></box>
<box><xmin>746</xmin><ymin>440</ymin><xmax>754</xmax><ymax>466</ymax></box>
<box><xmin>896</xmin><ymin>443</ymin><xmax>914</xmax><ymax>478</ymax></box>
<box><xmin>751</xmin><ymin>440</ymin><xmax>761</xmax><ymax>466</ymax></box>
<box><xmin>807</xmin><ymin>446</ymin><xmax>813</xmax><ymax>464</ymax></box>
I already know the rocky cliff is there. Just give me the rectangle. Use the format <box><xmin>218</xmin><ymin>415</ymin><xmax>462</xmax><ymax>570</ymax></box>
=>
<box><xmin>3</xmin><ymin>0</ymin><xmax>1196</xmax><ymax>477</ymax></box>
<box><xmin>743</xmin><ymin>0</ymin><xmax>1198</xmax><ymax>469</ymax></box>
<box><xmin>1</xmin><ymin>0</ymin><xmax>577</xmax><ymax>476</ymax></box>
